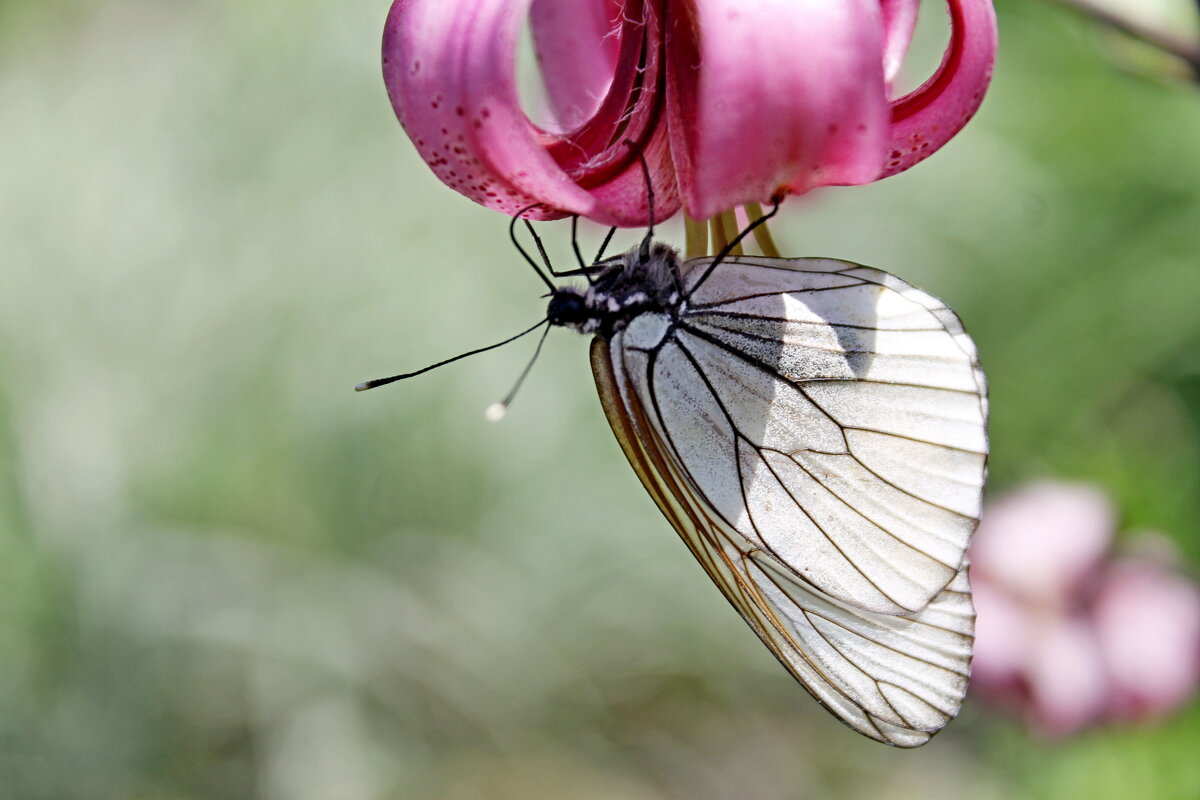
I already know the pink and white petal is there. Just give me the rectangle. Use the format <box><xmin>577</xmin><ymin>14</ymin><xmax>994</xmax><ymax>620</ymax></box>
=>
<box><xmin>383</xmin><ymin>0</ymin><xmax>677</xmax><ymax>225</ymax></box>
<box><xmin>1096</xmin><ymin>559</ymin><xmax>1200</xmax><ymax>721</ymax></box>
<box><xmin>530</xmin><ymin>0</ymin><xmax>622</xmax><ymax>131</ymax></box>
<box><xmin>880</xmin><ymin>0</ymin><xmax>921</xmax><ymax>87</ymax></box>
<box><xmin>384</xmin><ymin>0</ymin><xmax>588</xmax><ymax>218</ymax></box>
<box><xmin>883</xmin><ymin>0</ymin><xmax>998</xmax><ymax>177</ymax></box>
<box><xmin>971</xmin><ymin>577</ymin><xmax>1033</xmax><ymax>691</ymax></box>
<box><xmin>1026</xmin><ymin>616</ymin><xmax>1108</xmax><ymax>736</ymax></box>
<box><xmin>970</xmin><ymin>482</ymin><xmax>1114</xmax><ymax>606</ymax></box>
<box><xmin>665</xmin><ymin>0</ymin><xmax>891</xmax><ymax>220</ymax></box>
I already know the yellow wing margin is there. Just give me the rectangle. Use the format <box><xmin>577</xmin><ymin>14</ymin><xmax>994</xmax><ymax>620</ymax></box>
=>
<box><xmin>590</xmin><ymin>338</ymin><xmax>975</xmax><ymax>747</ymax></box>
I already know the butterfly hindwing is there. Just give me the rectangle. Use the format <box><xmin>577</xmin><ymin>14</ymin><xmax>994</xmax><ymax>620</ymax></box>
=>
<box><xmin>591</xmin><ymin>336</ymin><xmax>976</xmax><ymax>747</ymax></box>
<box><xmin>618</xmin><ymin>256</ymin><xmax>988</xmax><ymax>615</ymax></box>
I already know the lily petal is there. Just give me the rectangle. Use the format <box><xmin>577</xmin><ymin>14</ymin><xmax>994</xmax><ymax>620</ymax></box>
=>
<box><xmin>1026</xmin><ymin>616</ymin><xmax>1108</xmax><ymax>736</ymax></box>
<box><xmin>1096</xmin><ymin>559</ymin><xmax>1200</xmax><ymax>721</ymax></box>
<box><xmin>384</xmin><ymin>0</ymin><xmax>996</xmax><ymax>225</ymax></box>
<box><xmin>970</xmin><ymin>481</ymin><xmax>1113</xmax><ymax>605</ymax></box>
<box><xmin>383</xmin><ymin>0</ymin><xmax>679</xmax><ymax>225</ymax></box>
<box><xmin>884</xmin><ymin>0</ymin><xmax>998</xmax><ymax>177</ymax></box>
<box><xmin>529</xmin><ymin>0</ymin><xmax>622</xmax><ymax>131</ymax></box>
<box><xmin>880</xmin><ymin>0</ymin><xmax>921</xmax><ymax>87</ymax></box>
<box><xmin>665</xmin><ymin>0</ymin><xmax>890</xmax><ymax>220</ymax></box>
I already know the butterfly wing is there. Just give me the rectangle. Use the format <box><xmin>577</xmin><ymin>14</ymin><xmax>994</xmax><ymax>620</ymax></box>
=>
<box><xmin>592</xmin><ymin>336</ymin><xmax>974</xmax><ymax>746</ymax></box>
<box><xmin>617</xmin><ymin>256</ymin><xmax>988</xmax><ymax>615</ymax></box>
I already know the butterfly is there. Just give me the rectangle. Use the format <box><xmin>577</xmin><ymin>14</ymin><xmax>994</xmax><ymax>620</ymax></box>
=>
<box><xmin>360</xmin><ymin>204</ymin><xmax>987</xmax><ymax>747</ymax></box>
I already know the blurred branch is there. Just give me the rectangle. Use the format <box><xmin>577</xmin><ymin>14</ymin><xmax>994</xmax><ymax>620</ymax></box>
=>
<box><xmin>1051</xmin><ymin>0</ymin><xmax>1200</xmax><ymax>79</ymax></box>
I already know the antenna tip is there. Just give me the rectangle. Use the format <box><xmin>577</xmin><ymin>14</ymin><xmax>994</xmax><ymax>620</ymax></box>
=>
<box><xmin>485</xmin><ymin>402</ymin><xmax>508</xmax><ymax>422</ymax></box>
<box><xmin>354</xmin><ymin>382</ymin><xmax>371</xmax><ymax>392</ymax></box>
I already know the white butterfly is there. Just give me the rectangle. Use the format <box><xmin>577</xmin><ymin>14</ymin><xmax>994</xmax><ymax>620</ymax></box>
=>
<box><xmin>546</xmin><ymin>239</ymin><xmax>987</xmax><ymax>747</ymax></box>
<box><xmin>361</xmin><ymin>213</ymin><xmax>987</xmax><ymax>747</ymax></box>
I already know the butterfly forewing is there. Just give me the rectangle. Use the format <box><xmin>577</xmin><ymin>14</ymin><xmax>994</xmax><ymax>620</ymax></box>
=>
<box><xmin>591</xmin><ymin>336</ymin><xmax>976</xmax><ymax>747</ymax></box>
<box><xmin>625</xmin><ymin>256</ymin><xmax>988</xmax><ymax>616</ymax></box>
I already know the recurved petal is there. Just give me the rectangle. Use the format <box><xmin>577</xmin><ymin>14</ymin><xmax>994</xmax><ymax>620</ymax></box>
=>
<box><xmin>529</xmin><ymin>0</ymin><xmax>622</xmax><ymax>131</ymax></box>
<box><xmin>881</xmin><ymin>0</ymin><xmax>921</xmax><ymax>86</ymax></box>
<box><xmin>383</xmin><ymin>0</ymin><xmax>679</xmax><ymax>226</ymax></box>
<box><xmin>883</xmin><ymin>0</ymin><xmax>998</xmax><ymax>177</ymax></box>
<box><xmin>665</xmin><ymin>0</ymin><xmax>891</xmax><ymax>220</ymax></box>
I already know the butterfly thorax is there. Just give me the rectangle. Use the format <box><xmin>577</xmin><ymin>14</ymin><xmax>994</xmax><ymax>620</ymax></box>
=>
<box><xmin>546</xmin><ymin>242</ymin><xmax>683</xmax><ymax>339</ymax></box>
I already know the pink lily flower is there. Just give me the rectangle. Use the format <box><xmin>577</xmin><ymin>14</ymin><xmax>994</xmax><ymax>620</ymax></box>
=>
<box><xmin>970</xmin><ymin>482</ymin><xmax>1200</xmax><ymax>737</ymax></box>
<box><xmin>382</xmin><ymin>0</ymin><xmax>998</xmax><ymax>226</ymax></box>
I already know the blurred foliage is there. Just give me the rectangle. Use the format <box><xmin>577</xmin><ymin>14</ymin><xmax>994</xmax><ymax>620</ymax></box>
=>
<box><xmin>2</xmin><ymin>0</ymin><xmax>1200</xmax><ymax>798</ymax></box>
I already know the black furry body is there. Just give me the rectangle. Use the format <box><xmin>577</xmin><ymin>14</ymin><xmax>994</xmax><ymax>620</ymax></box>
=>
<box><xmin>546</xmin><ymin>242</ymin><xmax>683</xmax><ymax>339</ymax></box>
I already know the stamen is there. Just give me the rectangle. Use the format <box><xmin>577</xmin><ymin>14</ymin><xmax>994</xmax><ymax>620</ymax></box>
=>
<box><xmin>718</xmin><ymin>211</ymin><xmax>743</xmax><ymax>256</ymax></box>
<box><xmin>684</xmin><ymin>213</ymin><xmax>708</xmax><ymax>260</ymax></box>
<box><xmin>709</xmin><ymin>215</ymin><xmax>729</xmax><ymax>254</ymax></box>
<box><xmin>746</xmin><ymin>202</ymin><xmax>782</xmax><ymax>258</ymax></box>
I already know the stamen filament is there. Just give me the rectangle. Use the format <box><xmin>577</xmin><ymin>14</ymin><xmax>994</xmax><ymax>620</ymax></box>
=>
<box><xmin>684</xmin><ymin>213</ymin><xmax>708</xmax><ymax>261</ymax></box>
<box><xmin>718</xmin><ymin>210</ymin><xmax>742</xmax><ymax>256</ymax></box>
<box><xmin>745</xmin><ymin>202</ymin><xmax>782</xmax><ymax>258</ymax></box>
<box><xmin>709</xmin><ymin>215</ymin><xmax>729</xmax><ymax>254</ymax></box>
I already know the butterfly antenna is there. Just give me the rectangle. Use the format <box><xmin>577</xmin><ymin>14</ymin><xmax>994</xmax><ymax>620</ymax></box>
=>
<box><xmin>509</xmin><ymin>203</ymin><xmax>556</xmax><ymax>291</ymax></box>
<box><xmin>485</xmin><ymin>321</ymin><xmax>552</xmax><ymax>421</ymax></box>
<box><xmin>355</xmin><ymin>319</ymin><xmax>548</xmax><ymax>392</ymax></box>
<box><xmin>624</xmin><ymin>139</ymin><xmax>655</xmax><ymax>262</ymax></box>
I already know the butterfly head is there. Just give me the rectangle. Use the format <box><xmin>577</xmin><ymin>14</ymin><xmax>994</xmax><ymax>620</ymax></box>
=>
<box><xmin>546</xmin><ymin>288</ymin><xmax>589</xmax><ymax>329</ymax></box>
<box><xmin>546</xmin><ymin>243</ymin><xmax>682</xmax><ymax>338</ymax></box>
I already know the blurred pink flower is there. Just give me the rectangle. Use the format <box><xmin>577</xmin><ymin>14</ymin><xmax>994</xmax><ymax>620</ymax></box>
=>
<box><xmin>382</xmin><ymin>0</ymin><xmax>998</xmax><ymax>225</ymax></box>
<box><xmin>970</xmin><ymin>482</ymin><xmax>1200</xmax><ymax>737</ymax></box>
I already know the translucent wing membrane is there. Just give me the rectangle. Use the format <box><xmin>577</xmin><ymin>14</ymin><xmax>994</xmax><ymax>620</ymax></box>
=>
<box><xmin>592</xmin><ymin>338</ymin><xmax>976</xmax><ymax>747</ymax></box>
<box><xmin>616</xmin><ymin>256</ymin><xmax>988</xmax><ymax>615</ymax></box>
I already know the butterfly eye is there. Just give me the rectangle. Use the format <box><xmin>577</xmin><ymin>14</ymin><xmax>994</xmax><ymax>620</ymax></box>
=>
<box><xmin>546</xmin><ymin>292</ymin><xmax>586</xmax><ymax>326</ymax></box>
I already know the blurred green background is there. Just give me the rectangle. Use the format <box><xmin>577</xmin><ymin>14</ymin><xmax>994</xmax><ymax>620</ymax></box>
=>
<box><xmin>3</xmin><ymin>0</ymin><xmax>1200</xmax><ymax>797</ymax></box>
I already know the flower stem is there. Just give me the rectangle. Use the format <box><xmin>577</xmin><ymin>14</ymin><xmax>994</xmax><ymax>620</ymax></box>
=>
<box><xmin>1050</xmin><ymin>0</ymin><xmax>1200</xmax><ymax>79</ymax></box>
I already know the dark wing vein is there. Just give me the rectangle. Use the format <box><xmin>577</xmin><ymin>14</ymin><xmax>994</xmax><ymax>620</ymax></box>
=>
<box><xmin>689</xmin><ymin>309</ymin><xmax>944</xmax><ymax>333</ymax></box>
<box><xmin>667</xmin><ymin>337</ymin><xmax>897</xmax><ymax>603</ymax></box>
<box><xmin>680</xmin><ymin>322</ymin><xmax>984</xmax><ymax>453</ymax></box>
<box><xmin>688</xmin><ymin>280</ymin><xmax>869</xmax><ymax>310</ymax></box>
<box><xmin>758</xmin><ymin>446</ymin><xmax>955</xmax><ymax>568</ymax></box>
<box><xmin>589</xmin><ymin>338</ymin><xmax>971</xmax><ymax>747</ymax></box>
